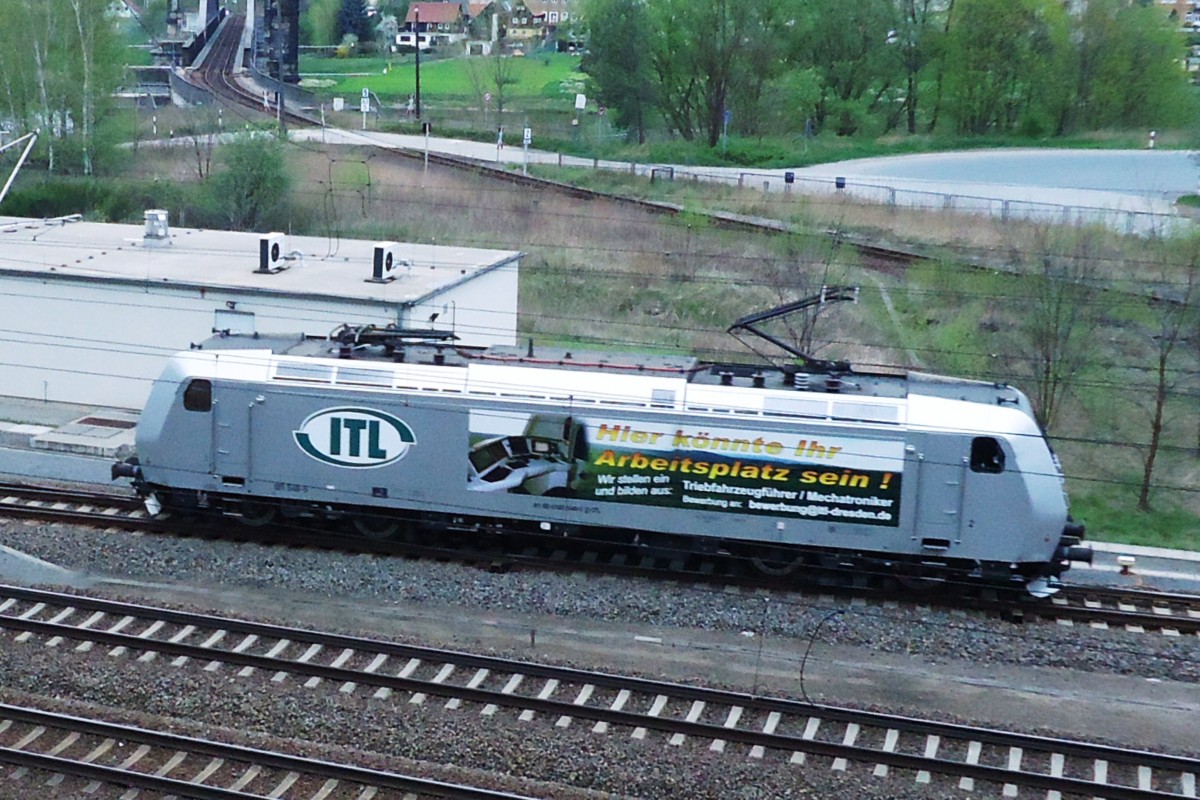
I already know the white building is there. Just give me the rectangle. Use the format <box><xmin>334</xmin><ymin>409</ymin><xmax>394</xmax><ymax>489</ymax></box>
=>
<box><xmin>0</xmin><ymin>212</ymin><xmax>522</xmax><ymax>409</ymax></box>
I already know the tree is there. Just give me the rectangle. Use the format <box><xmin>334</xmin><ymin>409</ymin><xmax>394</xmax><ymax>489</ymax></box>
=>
<box><xmin>302</xmin><ymin>0</ymin><xmax>341</xmax><ymax>45</ymax></box>
<box><xmin>1010</xmin><ymin>227</ymin><xmax>1106</xmax><ymax>430</ymax></box>
<box><xmin>465</xmin><ymin>48</ymin><xmax>519</xmax><ymax>118</ymax></box>
<box><xmin>207</xmin><ymin>134</ymin><xmax>292</xmax><ymax>232</ymax></box>
<box><xmin>0</xmin><ymin>0</ymin><xmax>124</xmax><ymax>175</ymax></box>
<box><xmin>645</xmin><ymin>0</ymin><xmax>699</xmax><ymax>141</ymax></box>
<box><xmin>337</xmin><ymin>0</ymin><xmax>373</xmax><ymax>42</ymax></box>
<box><xmin>644</xmin><ymin>0</ymin><xmax>774</xmax><ymax>146</ymax></box>
<box><xmin>1074</xmin><ymin>0</ymin><xmax>1194</xmax><ymax>131</ymax></box>
<box><xmin>723</xmin><ymin>0</ymin><xmax>791</xmax><ymax>137</ymax></box>
<box><xmin>1135</xmin><ymin>245</ymin><xmax>1199</xmax><ymax>511</ymax></box>
<box><xmin>939</xmin><ymin>0</ymin><xmax>1071</xmax><ymax>135</ymax></box>
<box><xmin>581</xmin><ymin>0</ymin><xmax>656</xmax><ymax>143</ymax></box>
<box><xmin>893</xmin><ymin>0</ymin><xmax>943</xmax><ymax>134</ymax></box>
<box><xmin>788</xmin><ymin>0</ymin><xmax>900</xmax><ymax>135</ymax></box>
<box><xmin>67</xmin><ymin>0</ymin><xmax>109</xmax><ymax>175</ymax></box>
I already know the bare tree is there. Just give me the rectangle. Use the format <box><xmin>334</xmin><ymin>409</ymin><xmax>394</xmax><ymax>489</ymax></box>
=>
<box><xmin>184</xmin><ymin>107</ymin><xmax>223</xmax><ymax>180</ymax></box>
<box><xmin>464</xmin><ymin>46</ymin><xmax>518</xmax><ymax>120</ymax></box>
<box><xmin>1136</xmin><ymin>252</ymin><xmax>1199</xmax><ymax>511</ymax></box>
<box><xmin>740</xmin><ymin>232</ymin><xmax>855</xmax><ymax>366</ymax></box>
<box><xmin>1012</xmin><ymin>225</ymin><xmax>1105</xmax><ymax>430</ymax></box>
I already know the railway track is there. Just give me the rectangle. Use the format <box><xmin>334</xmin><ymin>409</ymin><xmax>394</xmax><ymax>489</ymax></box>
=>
<box><xmin>0</xmin><ymin>702</ymin><xmax>533</xmax><ymax>799</ymax></box>
<box><xmin>0</xmin><ymin>584</ymin><xmax>1196</xmax><ymax>799</ymax></box>
<box><xmin>2</xmin><ymin>480</ymin><xmax>1198</xmax><ymax>637</ymax></box>
<box><xmin>0</xmin><ymin>482</ymin><xmax>151</xmax><ymax>527</ymax></box>
<box><xmin>1045</xmin><ymin>585</ymin><xmax>1200</xmax><ymax>635</ymax></box>
<box><xmin>186</xmin><ymin>13</ymin><xmax>320</xmax><ymax>128</ymax></box>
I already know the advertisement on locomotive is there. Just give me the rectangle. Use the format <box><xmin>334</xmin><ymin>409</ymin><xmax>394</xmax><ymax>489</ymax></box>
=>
<box><xmin>467</xmin><ymin>410</ymin><xmax>904</xmax><ymax>526</ymax></box>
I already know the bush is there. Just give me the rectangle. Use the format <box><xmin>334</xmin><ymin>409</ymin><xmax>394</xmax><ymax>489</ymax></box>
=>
<box><xmin>3</xmin><ymin>177</ymin><xmax>196</xmax><ymax>224</ymax></box>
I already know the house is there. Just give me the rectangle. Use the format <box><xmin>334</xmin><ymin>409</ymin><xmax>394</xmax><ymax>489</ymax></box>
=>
<box><xmin>400</xmin><ymin>2</ymin><xmax>467</xmax><ymax>50</ymax></box>
<box><xmin>508</xmin><ymin>0</ymin><xmax>576</xmax><ymax>42</ymax></box>
<box><xmin>467</xmin><ymin>0</ymin><xmax>506</xmax><ymax>41</ymax></box>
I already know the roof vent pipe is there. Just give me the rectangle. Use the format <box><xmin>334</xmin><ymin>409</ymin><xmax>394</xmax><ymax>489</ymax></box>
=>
<box><xmin>143</xmin><ymin>209</ymin><xmax>170</xmax><ymax>245</ymax></box>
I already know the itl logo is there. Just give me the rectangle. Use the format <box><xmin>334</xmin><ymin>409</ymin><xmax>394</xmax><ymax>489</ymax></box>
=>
<box><xmin>294</xmin><ymin>407</ymin><xmax>416</xmax><ymax>468</ymax></box>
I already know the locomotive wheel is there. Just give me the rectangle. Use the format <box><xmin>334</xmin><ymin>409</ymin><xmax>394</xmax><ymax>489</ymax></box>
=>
<box><xmin>893</xmin><ymin>565</ymin><xmax>947</xmax><ymax>592</ymax></box>
<box><xmin>238</xmin><ymin>502</ymin><xmax>277</xmax><ymax>527</ymax></box>
<box><xmin>749</xmin><ymin>546</ymin><xmax>806</xmax><ymax>576</ymax></box>
<box><xmin>353</xmin><ymin>515</ymin><xmax>401</xmax><ymax>540</ymax></box>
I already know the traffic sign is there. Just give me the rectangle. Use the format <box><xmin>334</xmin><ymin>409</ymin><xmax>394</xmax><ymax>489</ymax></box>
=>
<box><xmin>360</xmin><ymin>98</ymin><xmax>370</xmax><ymax>113</ymax></box>
<box><xmin>362</xmin><ymin>87</ymin><xmax>370</xmax><ymax>99</ymax></box>
<box><xmin>523</xmin><ymin>127</ymin><xmax>532</xmax><ymax>145</ymax></box>
<box><xmin>575</xmin><ymin>93</ymin><xmax>586</xmax><ymax>111</ymax></box>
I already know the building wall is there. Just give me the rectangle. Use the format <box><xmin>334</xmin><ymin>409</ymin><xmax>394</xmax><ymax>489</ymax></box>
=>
<box><xmin>0</xmin><ymin>264</ymin><xmax>518</xmax><ymax>409</ymax></box>
<box><xmin>405</xmin><ymin>259</ymin><xmax>519</xmax><ymax>345</ymax></box>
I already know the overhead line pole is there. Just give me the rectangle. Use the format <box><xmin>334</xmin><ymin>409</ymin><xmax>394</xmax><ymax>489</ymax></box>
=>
<box><xmin>0</xmin><ymin>132</ymin><xmax>39</xmax><ymax>210</ymax></box>
<box><xmin>414</xmin><ymin>7</ymin><xmax>422</xmax><ymax>119</ymax></box>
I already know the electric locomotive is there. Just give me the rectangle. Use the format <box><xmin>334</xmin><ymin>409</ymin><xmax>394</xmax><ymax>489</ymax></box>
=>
<box><xmin>114</xmin><ymin>308</ymin><xmax>1092</xmax><ymax>596</ymax></box>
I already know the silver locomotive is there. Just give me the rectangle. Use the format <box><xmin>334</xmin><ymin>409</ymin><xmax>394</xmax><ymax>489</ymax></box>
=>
<box><xmin>115</xmin><ymin>316</ymin><xmax>1091</xmax><ymax>595</ymax></box>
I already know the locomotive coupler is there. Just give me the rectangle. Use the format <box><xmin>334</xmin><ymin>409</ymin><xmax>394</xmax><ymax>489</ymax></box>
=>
<box><xmin>111</xmin><ymin>457</ymin><xmax>144</xmax><ymax>487</ymax></box>
<box><xmin>1054</xmin><ymin>520</ymin><xmax>1093</xmax><ymax>565</ymax></box>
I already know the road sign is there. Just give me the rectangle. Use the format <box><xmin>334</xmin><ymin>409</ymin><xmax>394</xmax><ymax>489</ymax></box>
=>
<box><xmin>362</xmin><ymin>88</ymin><xmax>370</xmax><ymax>99</ymax></box>
<box><xmin>360</xmin><ymin>98</ymin><xmax>370</xmax><ymax>113</ymax></box>
<box><xmin>523</xmin><ymin>127</ymin><xmax>532</xmax><ymax>145</ymax></box>
<box><xmin>575</xmin><ymin>93</ymin><xmax>586</xmax><ymax>111</ymax></box>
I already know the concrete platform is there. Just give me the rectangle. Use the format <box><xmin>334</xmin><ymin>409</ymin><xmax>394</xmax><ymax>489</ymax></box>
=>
<box><xmin>0</xmin><ymin>400</ymin><xmax>138</xmax><ymax>459</ymax></box>
<box><xmin>0</xmin><ymin>396</ymin><xmax>140</xmax><ymax>482</ymax></box>
<box><xmin>30</xmin><ymin>411</ymin><xmax>138</xmax><ymax>458</ymax></box>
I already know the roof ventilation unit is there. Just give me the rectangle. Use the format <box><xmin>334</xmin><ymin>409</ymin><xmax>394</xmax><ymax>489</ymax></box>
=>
<box><xmin>256</xmin><ymin>232</ymin><xmax>289</xmax><ymax>273</ymax></box>
<box><xmin>367</xmin><ymin>241</ymin><xmax>410</xmax><ymax>283</ymax></box>
<box><xmin>143</xmin><ymin>209</ymin><xmax>170</xmax><ymax>246</ymax></box>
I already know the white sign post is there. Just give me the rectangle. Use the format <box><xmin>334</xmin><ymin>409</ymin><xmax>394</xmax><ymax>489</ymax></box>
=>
<box><xmin>361</xmin><ymin>88</ymin><xmax>370</xmax><ymax>129</ymax></box>
<box><xmin>573</xmin><ymin>93</ymin><xmax>586</xmax><ymax>138</ymax></box>
<box><xmin>522</xmin><ymin>126</ymin><xmax>532</xmax><ymax>175</ymax></box>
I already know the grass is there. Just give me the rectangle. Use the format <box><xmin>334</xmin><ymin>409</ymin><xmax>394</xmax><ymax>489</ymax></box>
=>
<box><xmin>1070</xmin><ymin>493</ymin><xmax>1200</xmax><ymax>550</ymax></box>
<box><xmin>298</xmin><ymin>52</ymin><xmax>1200</xmax><ymax>168</ymax></box>
<box><xmin>299</xmin><ymin>51</ymin><xmax>584</xmax><ymax>104</ymax></box>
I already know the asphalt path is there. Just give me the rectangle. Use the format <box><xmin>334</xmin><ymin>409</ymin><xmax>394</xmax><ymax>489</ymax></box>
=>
<box><xmin>293</xmin><ymin>128</ymin><xmax>1199</xmax><ymax>230</ymax></box>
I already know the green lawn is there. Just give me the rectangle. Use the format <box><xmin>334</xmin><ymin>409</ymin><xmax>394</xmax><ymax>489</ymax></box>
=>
<box><xmin>299</xmin><ymin>52</ymin><xmax>586</xmax><ymax>104</ymax></box>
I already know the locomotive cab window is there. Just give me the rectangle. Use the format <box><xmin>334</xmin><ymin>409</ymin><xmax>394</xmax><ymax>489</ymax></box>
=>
<box><xmin>970</xmin><ymin>436</ymin><xmax>1005</xmax><ymax>473</ymax></box>
<box><xmin>182</xmin><ymin>379</ymin><xmax>212</xmax><ymax>412</ymax></box>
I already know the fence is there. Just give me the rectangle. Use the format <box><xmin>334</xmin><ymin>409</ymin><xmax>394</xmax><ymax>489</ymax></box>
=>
<box><xmin>544</xmin><ymin>154</ymin><xmax>1190</xmax><ymax>236</ymax></box>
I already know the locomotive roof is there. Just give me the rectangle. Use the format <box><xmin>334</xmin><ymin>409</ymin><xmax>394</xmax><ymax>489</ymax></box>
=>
<box><xmin>181</xmin><ymin>332</ymin><xmax>1039</xmax><ymax>433</ymax></box>
<box><xmin>0</xmin><ymin>215</ymin><xmax>521</xmax><ymax>305</ymax></box>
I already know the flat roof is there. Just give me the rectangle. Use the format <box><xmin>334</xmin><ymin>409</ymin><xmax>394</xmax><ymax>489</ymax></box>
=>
<box><xmin>0</xmin><ymin>215</ymin><xmax>522</xmax><ymax>305</ymax></box>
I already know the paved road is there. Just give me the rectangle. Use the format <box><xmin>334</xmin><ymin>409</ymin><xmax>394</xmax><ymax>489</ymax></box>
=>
<box><xmin>294</xmin><ymin>128</ymin><xmax>1196</xmax><ymax>232</ymax></box>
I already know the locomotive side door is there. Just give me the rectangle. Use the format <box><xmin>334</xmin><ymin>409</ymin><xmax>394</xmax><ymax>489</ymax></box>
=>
<box><xmin>958</xmin><ymin>436</ymin><xmax>1010</xmax><ymax>549</ymax></box>
<box><xmin>212</xmin><ymin>386</ymin><xmax>256</xmax><ymax>483</ymax></box>
<box><xmin>913</xmin><ymin>434</ymin><xmax>965</xmax><ymax>550</ymax></box>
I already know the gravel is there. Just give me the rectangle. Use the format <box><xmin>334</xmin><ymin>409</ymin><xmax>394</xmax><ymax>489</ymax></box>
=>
<box><xmin>1</xmin><ymin>517</ymin><xmax>1198</xmax><ymax>799</ymax></box>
